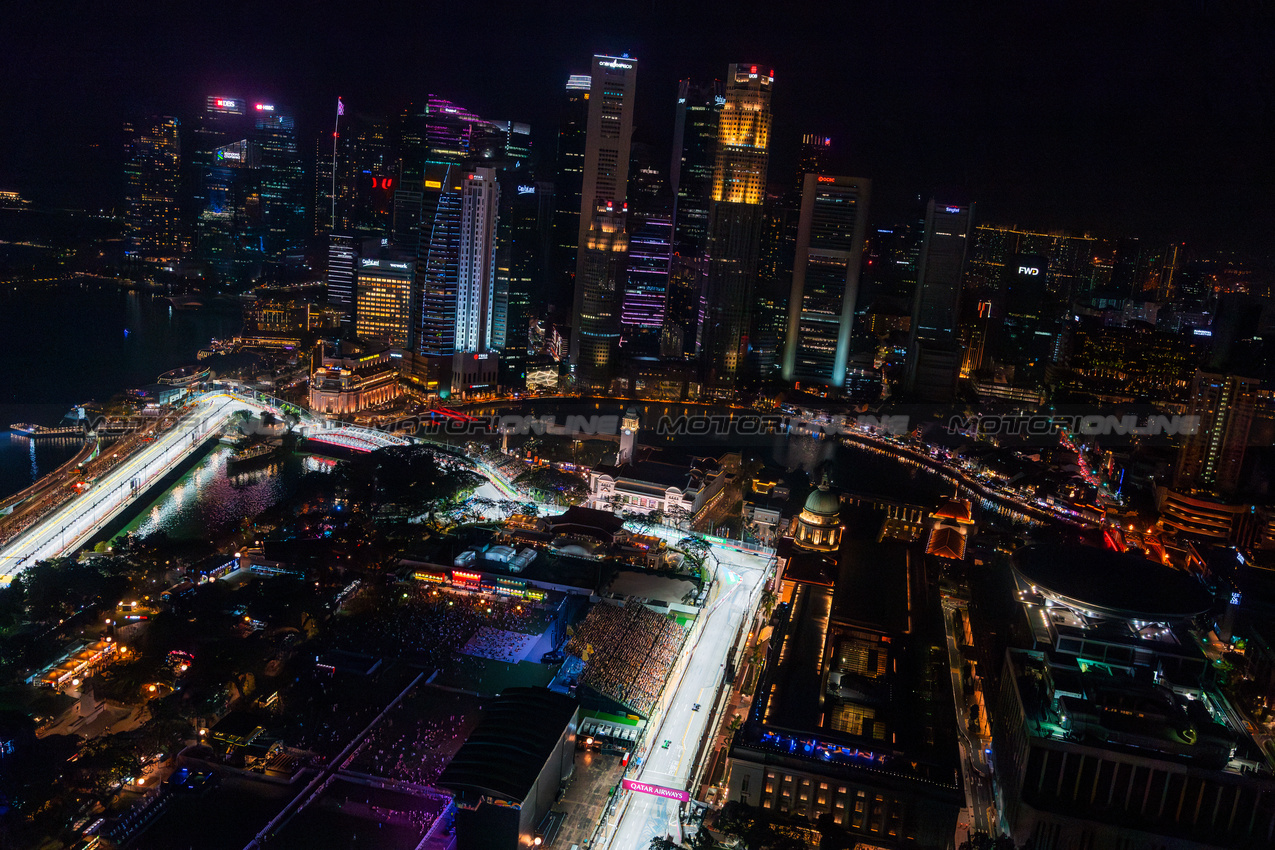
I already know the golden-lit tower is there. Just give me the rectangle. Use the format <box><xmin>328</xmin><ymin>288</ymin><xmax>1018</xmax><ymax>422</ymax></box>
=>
<box><xmin>701</xmin><ymin>64</ymin><xmax>774</xmax><ymax>394</ymax></box>
<box><xmin>711</xmin><ymin>66</ymin><xmax>772</xmax><ymax>206</ymax></box>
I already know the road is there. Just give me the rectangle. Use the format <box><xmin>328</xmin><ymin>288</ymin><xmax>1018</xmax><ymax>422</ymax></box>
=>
<box><xmin>941</xmin><ymin>598</ymin><xmax>998</xmax><ymax>839</ymax></box>
<box><xmin>603</xmin><ymin>545</ymin><xmax>770</xmax><ymax>850</ymax></box>
<box><xmin>0</xmin><ymin>392</ymin><xmax>267</xmax><ymax>582</ymax></box>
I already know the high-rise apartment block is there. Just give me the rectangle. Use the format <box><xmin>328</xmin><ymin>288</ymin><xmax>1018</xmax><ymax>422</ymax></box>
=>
<box><xmin>1174</xmin><ymin>370</ymin><xmax>1257</xmax><ymax>497</ymax></box>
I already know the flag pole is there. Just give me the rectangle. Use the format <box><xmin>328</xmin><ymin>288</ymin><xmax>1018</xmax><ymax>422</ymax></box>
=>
<box><xmin>331</xmin><ymin>97</ymin><xmax>343</xmax><ymax>231</ymax></box>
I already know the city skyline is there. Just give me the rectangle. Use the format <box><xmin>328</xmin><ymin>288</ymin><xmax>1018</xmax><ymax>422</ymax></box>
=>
<box><xmin>3</xmin><ymin>2</ymin><xmax>1273</xmax><ymax>250</ymax></box>
<box><xmin>5</xmin><ymin>8</ymin><xmax>1275</xmax><ymax>850</ymax></box>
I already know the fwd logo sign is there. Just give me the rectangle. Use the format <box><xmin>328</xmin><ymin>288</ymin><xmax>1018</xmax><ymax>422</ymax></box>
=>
<box><xmin>1018</xmin><ymin>266</ymin><xmax>1040</xmax><ymax>275</ymax></box>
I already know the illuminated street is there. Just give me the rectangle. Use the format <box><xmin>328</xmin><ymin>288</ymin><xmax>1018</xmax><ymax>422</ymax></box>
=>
<box><xmin>0</xmin><ymin>392</ymin><xmax>269</xmax><ymax>581</ymax></box>
<box><xmin>603</xmin><ymin>545</ymin><xmax>770</xmax><ymax>850</ymax></box>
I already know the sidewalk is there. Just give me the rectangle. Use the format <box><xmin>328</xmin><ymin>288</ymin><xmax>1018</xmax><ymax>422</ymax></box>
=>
<box><xmin>549</xmin><ymin>750</ymin><xmax>627</xmax><ymax>848</ymax></box>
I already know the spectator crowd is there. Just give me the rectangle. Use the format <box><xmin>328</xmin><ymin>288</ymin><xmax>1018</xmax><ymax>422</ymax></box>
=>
<box><xmin>566</xmin><ymin>599</ymin><xmax>686</xmax><ymax>716</ymax></box>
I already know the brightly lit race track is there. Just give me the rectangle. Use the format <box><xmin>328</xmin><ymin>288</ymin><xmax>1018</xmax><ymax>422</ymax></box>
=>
<box><xmin>604</xmin><ymin>543</ymin><xmax>770</xmax><ymax>850</ymax></box>
<box><xmin>0</xmin><ymin>392</ymin><xmax>272</xmax><ymax>583</ymax></box>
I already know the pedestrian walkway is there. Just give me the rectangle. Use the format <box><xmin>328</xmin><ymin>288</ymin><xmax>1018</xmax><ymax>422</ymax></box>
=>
<box><xmin>548</xmin><ymin>750</ymin><xmax>627</xmax><ymax>848</ymax></box>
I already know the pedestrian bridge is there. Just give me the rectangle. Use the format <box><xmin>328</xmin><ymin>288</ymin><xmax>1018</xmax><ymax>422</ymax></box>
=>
<box><xmin>305</xmin><ymin>426</ymin><xmax>413</xmax><ymax>453</ymax></box>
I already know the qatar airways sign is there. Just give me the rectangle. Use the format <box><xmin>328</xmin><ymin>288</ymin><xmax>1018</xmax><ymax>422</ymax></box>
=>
<box><xmin>622</xmin><ymin>779</ymin><xmax>690</xmax><ymax>802</ymax></box>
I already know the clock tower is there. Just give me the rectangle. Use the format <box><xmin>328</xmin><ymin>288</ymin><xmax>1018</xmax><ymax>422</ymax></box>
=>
<box><xmin>617</xmin><ymin>407</ymin><xmax>640</xmax><ymax>464</ymax></box>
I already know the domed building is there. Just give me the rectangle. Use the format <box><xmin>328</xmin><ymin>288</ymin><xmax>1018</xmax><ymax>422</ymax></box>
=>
<box><xmin>795</xmin><ymin>476</ymin><xmax>843</xmax><ymax>551</ymax></box>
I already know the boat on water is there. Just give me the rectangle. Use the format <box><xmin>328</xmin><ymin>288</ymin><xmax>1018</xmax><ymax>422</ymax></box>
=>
<box><xmin>227</xmin><ymin>441</ymin><xmax>285</xmax><ymax>472</ymax></box>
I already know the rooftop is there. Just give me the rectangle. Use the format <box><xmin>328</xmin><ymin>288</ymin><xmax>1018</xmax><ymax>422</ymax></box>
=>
<box><xmin>1006</xmin><ymin>649</ymin><xmax>1258</xmax><ymax>772</ymax></box>
<box><xmin>746</xmin><ymin>501</ymin><xmax>959</xmax><ymax>788</ymax></box>
<box><xmin>1013</xmin><ymin>545</ymin><xmax>1213</xmax><ymax>621</ymax></box>
<box><xmin>436</xmin><ymin>687</ymin><xmax>578</xmax><ymax>803</ymax></box>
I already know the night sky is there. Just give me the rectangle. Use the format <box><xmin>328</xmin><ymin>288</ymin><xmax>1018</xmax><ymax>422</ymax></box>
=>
<box><xmin>3</xmin><ymin>1</ymin><xmax>1272</xmax><ymax>250</ymax></box>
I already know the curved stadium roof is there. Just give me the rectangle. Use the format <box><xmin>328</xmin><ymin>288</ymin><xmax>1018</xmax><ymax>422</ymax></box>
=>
<box><xmin>1012</xmin><ymin>544</ymin><xmax>1213</xmax><ymax>621</ymax></box>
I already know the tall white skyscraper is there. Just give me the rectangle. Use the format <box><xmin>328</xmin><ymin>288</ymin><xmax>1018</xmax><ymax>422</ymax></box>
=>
<box><xmin>455</xmin><ymin>167</ymin><xmax>500</xmax><ymax>353</ymax></box>
<box><xmin>570</xmin><ymin>53</ymin><xmax>637</xmax><ymax>385</ymax></box>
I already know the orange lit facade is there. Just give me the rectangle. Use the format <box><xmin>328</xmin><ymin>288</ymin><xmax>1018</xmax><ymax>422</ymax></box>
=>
<box><xmin>711</xmin><ymin>65</ymin><xmax>773</xmax><ymax>205</ymax></box>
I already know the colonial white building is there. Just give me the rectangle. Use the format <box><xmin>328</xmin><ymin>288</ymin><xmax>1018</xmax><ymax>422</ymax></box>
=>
<box><xmin>587</xmin><ymin>452</ymin><xmax>736</xmax><ymax>527</ymax></box>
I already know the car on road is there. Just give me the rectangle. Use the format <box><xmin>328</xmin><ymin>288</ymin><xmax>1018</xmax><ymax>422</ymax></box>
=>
<box><xmin>692</xmin><ymin>703</ymin><xmax>701</xmax><ymax>711</ymax></box>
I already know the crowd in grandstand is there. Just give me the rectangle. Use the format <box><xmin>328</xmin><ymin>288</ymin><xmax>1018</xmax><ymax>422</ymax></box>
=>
<box><xmin>565</xmin><ymin>599</ymin><xmax>686</xmax><ymax>716</ymax></box>
<box><xmin>332</xmin><ymin>588</ymin><xmax>537</xmax><ymax>668</ymax></box>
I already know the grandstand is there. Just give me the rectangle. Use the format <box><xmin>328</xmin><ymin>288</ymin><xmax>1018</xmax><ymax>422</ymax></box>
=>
<box><xmin>565</xmin><ymin>599</ymin><xmax>686</xmax><ymax>718</ymax></box>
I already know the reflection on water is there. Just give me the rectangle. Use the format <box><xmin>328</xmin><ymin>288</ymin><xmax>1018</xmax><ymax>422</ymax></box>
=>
<box><xmin>832</xmin><ymin>440</ymin><xmax>956</xmax><ymax>505</ymax></box>
<box><xmin>121</xmin><ymin>447</ymin><xmax>332</xmax><ymax>541</ymax></box>
<box><xmin>0</xmin><ymin>433</ymin><xmax>82</xmax><ymax>502</ymax></box>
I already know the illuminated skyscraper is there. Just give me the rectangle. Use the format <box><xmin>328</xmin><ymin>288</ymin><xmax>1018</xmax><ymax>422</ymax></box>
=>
<box><xmin>455</xmin><ymin>168</ymin><xmax>500</xmax><ymax>353</ymax></box>
<box><xmin>413</xmin><ymin>98</ymin><xmax>488</xmax><ymax>357</ymax></box>
<box><xmin>497</xmin><ymin>177</ymin><xmax>553</xmax><ymax>387</ymax></box>
<box><xmin>621</xmin><ymin>215</ymin><xmax>673</xmax><ymax>333</ymax></box>
<box><xmin>670</xmin><ymin>80</ymin><xmax>723</xmax><ymax>255</ymax></box>
<box><xmin>1174</xmin><ymin>370</ymin><xmax>1256</xmax><ymax>498</ymax></box>
<box><xmin>569</xmin><ymin>54</ymin><xmax>637</xmax><ymax>385</ymax></box>
<box><xmin>123</xmin><ymin>116</ymin><xmax>182</xmax><ymax>259</ymax></box>
<box><xmin>355</xmin><ymin>255</ymin><xmax>415</xmax><ymax>349</ymax></box>
<box><xmin>906</xmin><ymin>199</ymin><xmax>973</xmax><ymax>400</ymax></box>
<box><xmin>793</xmin><ymin>134</ymin><xmax>831</xmax><ymax>197</ymax></box>
<box><xmin>782</xmin><ymin>174</ymin><xmax>871</xmax><ymax>387</ymax></box>
<box><xmin>327</xmin><ymin>234</ymin><xmax>358</xmax><ymax>313</ymax></box>
<box><xmin>416</xmin><ymin>163</ymin><xmax>465</xmax><ymax>356</ymax></box>
<box><xmin>550</xmin><ymin>74</ymin><xmax>591</xmax><ymax>321</ymax></box>
<box><xmin>252</xmin><ymin>105</ymin><xmax>306</xmax><ymax>255</ymax></box>
<box><xmin>700</xmin><ymin>64</ymin><xmax>774</xmax><ymax>391</ymax></box>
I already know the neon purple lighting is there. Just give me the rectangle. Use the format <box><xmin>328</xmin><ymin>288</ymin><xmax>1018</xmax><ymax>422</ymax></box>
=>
<box><xmin>621</xmin><ymin>217</ymin><xmax>673</xmax><ymax>330</ymax></box>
